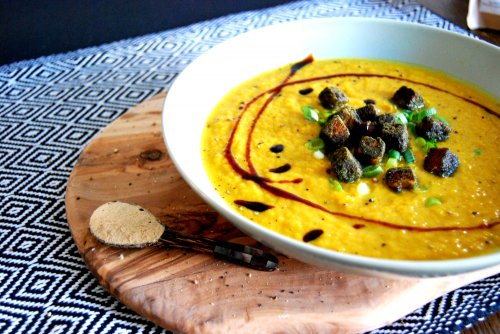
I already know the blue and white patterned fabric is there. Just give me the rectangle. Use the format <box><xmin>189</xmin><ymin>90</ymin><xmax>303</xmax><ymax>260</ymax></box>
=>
<box><xmin>0</xmin><ymin>0</ymin><xmax>498</xmax><ymax>333</ymax></box>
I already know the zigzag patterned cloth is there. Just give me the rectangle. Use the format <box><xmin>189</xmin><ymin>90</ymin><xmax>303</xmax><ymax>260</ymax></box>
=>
<box><xmin>0</xmin><ymin>0</ymin><xmax>498</xmax><ymax>333</ymax></box>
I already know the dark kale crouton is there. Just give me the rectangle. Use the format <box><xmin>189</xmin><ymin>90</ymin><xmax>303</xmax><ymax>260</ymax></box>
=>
<box><xmin>357</xmin><ymin>121</ymin><xmax>376</xmax><ymax>138</ymax></box>
<box><xmin>328</xmin><ymin>147</ymin><xmax>363</xmax><ymax>183</ymax></box>
<box><xmin>320</xmin><ymin>115</ymin><xmax>350</xmax><ymax>151</ymax></box>
<box><xmin>373</xmin><ymin>112</ymin><xmax>398</xmax><ymax>137</ymax></box>
<box><xmin>380</xmin><ymin>123</ymin><xmax>409</xmax><ymax>152</ymax></box>
<box><xmin>356</xmin><ymin>121</ymin><xmax>380</xmax><ymax>138</ymax></box>
<box><xmin>349</xmin><ymin>120</ymin><xmax>378</xmax><ymax>140</ymax></box>
<box><xmin>336</xmin><ymin>105</ymin><xmax>362</xmax><ymax>131</ymax></box>
<box><xmin>416</xmin><ymin>116</ymin><xmax>452</xmax><ymax>142</ymax></box>
<box><xmin>375</xmin><ymin>113</ymin><xmax>398</xmax><ymax>126</ymax></box>
<box><xmin>373</xmin><ymin>113</ymin><xmax>398</xmax><ymax>136</ymax></box>
<box><xmin>384</xmin><ymin>167</ymin><xmax>418</xmax><ymax>192</ymax></box>
<box><xmin>391</xmin><ymin>86</ymin><xmax>425</xmax><ymax>110</ymax></box>
<box><xmin>319</xmin><ymin>86</ymin><xmax>349</xmax><ymax>110</ymax></box>
<box><xmin>423</xmin><ymin>148</ymin><xmax>459</xmax><ymax>177</ymax></box>
<box><xmin>354</xmin><ymin>136</ymin><xmax>386</xmax><ymax>165</ymax></box>
<box><xmin>356</xmin><ymin>104</ymin><xmax>380</xmax><ymax>122</ymax></box>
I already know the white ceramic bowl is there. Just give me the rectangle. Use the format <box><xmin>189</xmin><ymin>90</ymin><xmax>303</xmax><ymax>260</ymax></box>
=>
<box><xmin>162</xmin><ymin>18</ymin><xmax>500</xmax><ymax>277</ymax></box>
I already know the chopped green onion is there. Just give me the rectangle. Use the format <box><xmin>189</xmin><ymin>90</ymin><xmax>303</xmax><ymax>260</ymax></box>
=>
<box><xmin>322</xmin><ymin>111</ymin><xmax>334</xmax><ymax>119</ymax></box>
<box><xmin>409</xmin><ymin>107</ymin><xmax>437</xmax><ymax>122</ymax></box>
<box><xmin>415</xmin><ymin>107</ymin><xmax>437</xmax><ymax>122</ymax></box>
<box><xmin>427</xmin><ymin>140</ymin><xmax>437</xmax><ymax>150</ymax></box>
<box><xmin>386</xmin><ymin>157</ymin><xmax>398</xmax><ymax>169</ymax></box>
<box><xmin>473</xmin><ymin>148</ymin><xmax>482</xmax><ymax>156</ymax></box>
<box><xmin>318</xmin><ymin>111</ymin><xmax>334</xmax><ymax>125</ymax></box>
<box><xmin>305</xmin><ymin>138</ymin><xmax>325</xmax><ymax>151</ymax></box>
<box><xmin>313</xmin><ymin>150</ymin><xmax>325</xmax><ymax>159</ymax></box>
<box><xmin>302</xmin><ymin>106</ymin><xmax>320</xmax><ymax>122</ymax></box>
<box><xmin>407</xmin><ymin>121</ymin><xmax>417</xmax><ymax>137</ymax></box>
<box><xmin>388</xmin><ymin>149</ymin><xmax>401</xmax><ymax>160</ymax></box>
<box><xmin>415</xmin><ymin>137</ymin><xmax>427</xmax><ymax>151</ymax></box>
<box><xmin>413</xmin><ymin>184</ymin><xmax>431</xmax><ymax>193</ymax></box>
<box><xmin>362</xmin><ymin>165</ymin><xmax>384</xmax><ymax>178</ymax></box>
<box><xmin>328</xmin><ymin>178</ymin><xmax>343</xmax><ymax>191</ymax></box>
<box><xmin>415</xmin><ymin>137</ymin><xmax>437</xmax><ymax>153</ymax></box>
<box><xmin>402</xmin><ymin>148</ymin><xmax>415</xmax><ymax>163</ymax></box>
<box><xmin>357</xmin><ymin>182</ymin><xmax>370</xmax><ymax>195</ymax></box>
<box><xmin>409</xmin><ymin>111</ymin><xmax>419</xmax><ymax>122</ymax></box>
<box><xmin>394</xmin><ymin>111</ymin><xmax>408</xmax><ymax>124</ymax></box>
<box><xmin>425</xmin><ymin>197</ymin><xmax>443</xmax><ymax>207</ymax></box>
<box><xmin>400</xmin><ymin>109</ymin><xmax>412</xmax><ymax>119</ymax></box>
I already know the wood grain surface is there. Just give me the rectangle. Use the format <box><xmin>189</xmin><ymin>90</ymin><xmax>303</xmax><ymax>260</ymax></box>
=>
<box><xmin>65</xmin><ymin>93</ymin><xmax>500</xmax><ymax>334</ymax></box>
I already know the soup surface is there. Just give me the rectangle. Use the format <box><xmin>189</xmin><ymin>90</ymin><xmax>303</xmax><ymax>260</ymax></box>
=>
<box><xmin>201</xmin><ymin>58</ymin><xmax>499</xmax><ymax>260</ymax></box>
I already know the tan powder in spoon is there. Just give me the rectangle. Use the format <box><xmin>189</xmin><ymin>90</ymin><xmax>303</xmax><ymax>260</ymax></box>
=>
<box><xmin>89</xmin><ymin>201</ymin><xmax>164</xmax><ymax>247</ymax></box>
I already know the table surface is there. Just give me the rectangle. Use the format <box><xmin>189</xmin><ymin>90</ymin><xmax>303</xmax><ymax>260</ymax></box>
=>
<box><xmin>0</xmin><ymin>1</ymin><xmax>498</xmax><ymax>334</ymax></box>
<box><xmin>418</xmin><ymin>0</ymin><xmax>500</xmax><ymax>45</ymax></box>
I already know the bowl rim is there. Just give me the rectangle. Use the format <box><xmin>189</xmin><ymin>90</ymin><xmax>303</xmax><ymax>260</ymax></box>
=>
<box><xmin>162</xmin><ymin>17</ymin><xmax>500</xmax><ymax>277</ymax></box>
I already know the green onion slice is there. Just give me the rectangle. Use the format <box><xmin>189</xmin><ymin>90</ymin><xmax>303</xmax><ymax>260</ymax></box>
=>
<box><xmin>409</xmin><ymin>111</ymin><xmax>419</xmax><ymax>122</ymax></box>
<box><xmin>394</xmin><ymin>111</ymin><xmax>408</xmax><ymax>124</ymax></box>
<box><xmin>388</xmin><ymin>149</ymin><xmax>401</xmax><ymax>160</ymax></box>
<box><xmin>473</xmin><ymin>148</ymin><xmax>482</xmax><ymax>156</ymax></box>
<box><xmin>407</xmin><ymin>121</ymin><xmax>417</xmax><ymax>137</ymax></box>
<box><xmin>402</xmin><ymin>148</ymin><xmax>415</xmax><ymax>163</ymax></box>
<box><xmin>425</xmin><ymin>197</ymin><xmax>443</xmax><ymax>207</ymax></box>
<box><xmin>322</xmin><ymin>111</ymin><xmax>334</xmax><ymax>119</ymax></box>
<box><xmin>415</xmin><ymin>137</ymin><xmax>438</xmax><ymax>153</ymax></box>
<box><xmin>362</xmin><ymin>165</ymin><xmax>384</xmax><ymax>178</ymax></box>
<box><xmin>306</xmin><ymin>138</ymin><xmax>325</xmax><ymax>151</ymax></box>
<box><xmin>302</xmin><ymin>106</ymin><xmax>320</xmax><ymax>122</ymax></box>
<box><xmin>415</xmin><ymin>137</ymin><xmax>427</xmax><ymax>150</ymax></box>
<box><xmin>328</xmin><ymin>178</ymin><xmax>343</xmax><ymax>191</ymax></box>
<box><xmin>415</xmin><ymin>107</ymin><xmax>437</xmax><ymax>122</ymax></box>
<box><xmin>386</xmin><ymin>157</ymin><xmax>398</xmax><ymax>169</ymax></box>
<box><xmin>400</xmin><ymin>109</ymin><xmax>412</xmax><ymax>119</ymax></box>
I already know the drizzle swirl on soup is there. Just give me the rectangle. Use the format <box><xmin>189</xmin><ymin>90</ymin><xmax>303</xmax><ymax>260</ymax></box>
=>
<box><xmin>202</xmin><ymin>57</ymin><xmax>499</xmax><ymax>260</ymax></box>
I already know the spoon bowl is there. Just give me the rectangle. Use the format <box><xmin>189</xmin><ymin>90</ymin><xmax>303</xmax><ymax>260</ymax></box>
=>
<box><xmin>89</xmin><ymin>201</ymin><xmax>279</xmax><ymax>271</ymax></box>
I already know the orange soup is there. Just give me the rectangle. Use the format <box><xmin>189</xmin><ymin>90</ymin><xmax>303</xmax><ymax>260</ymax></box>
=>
<box><xmin>202</xmin><ymin>58</ymin><xmax>499</xmax><ymax>260</ymax></box>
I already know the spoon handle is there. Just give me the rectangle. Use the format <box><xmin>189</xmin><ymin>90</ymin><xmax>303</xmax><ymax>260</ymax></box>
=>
<box><xmin>159</xmin><ymin>229</ymin><xmax>279</xmax><ymax>271</ymax></box>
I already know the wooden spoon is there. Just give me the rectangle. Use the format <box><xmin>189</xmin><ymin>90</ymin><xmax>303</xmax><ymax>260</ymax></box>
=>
<box><xmin>89</xmin><ymin>201</ymin><xmax>279</xmax><ymax>271</ymax></box>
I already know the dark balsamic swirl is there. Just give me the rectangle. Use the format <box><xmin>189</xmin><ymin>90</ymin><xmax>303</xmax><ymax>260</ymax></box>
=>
<box><xmin>228</xmin><ymin>56</ymin><xmax>499</xmax><ymax>232</ymax></box>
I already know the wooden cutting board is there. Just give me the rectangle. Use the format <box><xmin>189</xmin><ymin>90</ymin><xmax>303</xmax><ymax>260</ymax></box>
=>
<box><xmin>65</xmin><ymin>93</ymin><xmax>500</xmax><ymax>334</ymax></box>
